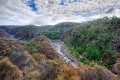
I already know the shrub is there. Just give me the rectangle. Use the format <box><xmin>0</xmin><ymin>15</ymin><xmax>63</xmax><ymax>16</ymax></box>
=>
<box><xmin>0</xmin><ymin>57</ymin><xmax>23</xmax><ymax>80</ymax></box>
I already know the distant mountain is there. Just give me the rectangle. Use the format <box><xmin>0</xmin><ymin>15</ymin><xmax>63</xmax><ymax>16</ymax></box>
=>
<box><xmin>0</xmin><ymin>22</ymin><xmax>80</xmax><ymax>40</ymax></box>
<box><xmin>39</xmin><ymin>22</ymin><xmax>80</xmax><ymax>40</ymax></box>
<box><xmin>49</xmin><ymin>22</ymin><xmax>80</xmax><ymax>30</ymax></box>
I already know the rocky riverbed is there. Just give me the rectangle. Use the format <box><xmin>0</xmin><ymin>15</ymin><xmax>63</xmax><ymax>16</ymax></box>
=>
<box><xmin>52</xmin><ymin>40</ymin><xmax>78</xmax><ymax>68</ymax></box>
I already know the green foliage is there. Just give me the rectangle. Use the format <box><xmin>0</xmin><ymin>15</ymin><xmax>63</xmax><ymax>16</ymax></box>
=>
<box><xmin>26</xmin><ymin>39</ymin><xmax>40</xmax><ymax>53</ymax></box>
<box><xmin>41</xmin><ymin>30</ymin><xmax>61</xmax><ymax>40</ymax></box>
<box><xmin>64</xmin><ymin>16</ymin><xmax>120</xmax><ymax>68</ymax></box>
<box><xmin>79</xmin><ymin>57</ymin><xmax>91</xmax><ymax>65</ymax></box>
<box><xmin>27</xmin><ymin>42</ymin><xmax>36</xmax><ymax>53</ymax></box>
<box><xmin>35</xmin><ymin>22</ymin><xmax>79</xmax><ymax>40</ymax></box>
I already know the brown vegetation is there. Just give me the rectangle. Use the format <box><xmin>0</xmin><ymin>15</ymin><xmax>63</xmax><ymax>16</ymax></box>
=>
<box><xmin>0</xmin><ymin>29</ymin><xmax>10</xmax><ymax>38</ymax></box>
<box><xmin>0</xmin><ymin>57</ymin><xmax>23</xmax><ymax>80</ymax></box>
<box><xmin>56</xmin><ymin>64</ymin><xmax>80</xmax><ymax>80</ymax></box>
<box><xmin>56</xmin><ymin>63</ymin><xmax>118</xmax><ymax>80</ymax></box>
<box><xmin>0</xmin><ymin>35</ymin><xmax>119</xmax><ymax>80</ymax></box>
<box><xmin>15</xmin><ymin>25</ymin><xmax>38</xmax><ymax>40</ymax></box>
<box><xmin>112</xmin><ymin>58</ymin><xmax>120</xmax><ymax>78</ymax></box>
<box><xmin>37</xmin><ymin>35</ymin><xmax>58</xmax><ymax>59</ymax></box>
<box><xmin>0</xmin><ymin>38</ymin><xmax>40</xmax><ymax>80</ymax></box>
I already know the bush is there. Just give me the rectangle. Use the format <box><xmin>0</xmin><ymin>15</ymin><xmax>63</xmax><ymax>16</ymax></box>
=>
<box><xmin>0</xmin><ymin>57</ymin><xmax>23</xmax><ymax>80</ymax></box>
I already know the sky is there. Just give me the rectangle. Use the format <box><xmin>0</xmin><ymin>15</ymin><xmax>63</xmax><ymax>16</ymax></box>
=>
<box><xmin>0</xmin><ymin>0</ymin><xmax>120</xmax><ymax>25</ymax></box>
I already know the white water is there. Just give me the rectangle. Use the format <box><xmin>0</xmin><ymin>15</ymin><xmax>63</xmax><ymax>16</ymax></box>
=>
<box><xmin>10</xmin><ymin>35</ymin><xmax>14</xmax><ymax>39</ymax></box>
<box><xmin>53</xmin><ymin>42</ymin><xmax>78</xmax><ymax>68</ymax></box>
<box><xmin>10</xmin><ymin>35</ymin><xmax>18</xmax><ymax>40</ymax></box>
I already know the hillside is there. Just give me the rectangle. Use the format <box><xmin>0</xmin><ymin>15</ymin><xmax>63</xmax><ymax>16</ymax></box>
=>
<box><xmin>0</xmin><ymin>35</ymin><xmax>119</xmax><ymax>80</ymax></box>
<box><xmin>39</xmin><ymin>22</ymin><xmax>80</xmax><ymax>40</ymax></box>
<box><xmin>0</xmin><ymin>29</ymin><xmax>10</xmax><ymax>38</ymax></box>
<box><xmin>0</xmin><ymin>22</ymin><xmax>79</xmax><ymax>40</ymax></box>
<box><xmin>62</xmin><ymin>17</ymin><xmax>120</xmax><ymax>76</ymax></box>
<box><xmin>0</xmin><ymin>19</ymin><xmax>120</xmax><ymax>80</ymax></box>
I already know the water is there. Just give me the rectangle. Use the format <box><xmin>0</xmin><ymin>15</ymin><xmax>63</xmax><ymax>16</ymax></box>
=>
<box><xmin>53</xmin><ymin>42</ymin><xmax>77</xmax><ymax>67</ymax></box>
<box><xmin>10</xmin><ymin>35</ymin><xmax>18</xmax><ymax>40</ymax></box>
<box><xmin>10</xmin><ymin>35</ymin><xmax>14</xmax><ymax>39</ymax></box>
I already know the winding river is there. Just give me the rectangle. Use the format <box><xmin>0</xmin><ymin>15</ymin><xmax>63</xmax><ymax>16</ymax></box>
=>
<box><xmin>52</xmin><ymin>41</ymin><xmax>78</xmax><ymax>68</ymax></box>
<box><xmin>9</xmin><ymin>35</ymin><xmax>78</xmax><ymax>68</ymax></box>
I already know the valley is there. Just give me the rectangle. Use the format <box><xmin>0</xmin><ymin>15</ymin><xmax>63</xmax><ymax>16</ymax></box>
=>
<box><xmin>1</xmin><ymin>0</ymin><xmax>120</xmax><ymax>80</ymax></box>
<box><xmin>0</xmin><ymin>17</ymin><xmax>120</xmax><ymax>80</ymax></box>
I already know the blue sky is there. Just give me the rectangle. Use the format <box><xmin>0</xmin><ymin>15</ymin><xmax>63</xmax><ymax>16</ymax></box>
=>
<box><xmin>0</xmin><ymin>0</ymin><xmax>120</xmax><ymax>25</ymax></box>
<box><xmin>27</xmin><ymin>0</ymin><xmax>37</xmax><ymax>11</ymax></box>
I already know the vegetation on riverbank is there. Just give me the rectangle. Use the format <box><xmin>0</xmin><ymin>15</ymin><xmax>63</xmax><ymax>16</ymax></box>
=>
<box><xmin>0</xmin><ymin>18</ymin><xmax>120</xmax><ymax>79</ymax></box>
<box><xmin>63</xmin><ymin>16</ymin><xmax>120</xmax><ymax>69</ymax></box>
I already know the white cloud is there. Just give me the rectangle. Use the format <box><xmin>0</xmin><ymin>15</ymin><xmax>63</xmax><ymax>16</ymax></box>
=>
<box><xmin>0</xmin><ymin>0</ymin><xmax>120</xmax><ymax>25</ymax></box>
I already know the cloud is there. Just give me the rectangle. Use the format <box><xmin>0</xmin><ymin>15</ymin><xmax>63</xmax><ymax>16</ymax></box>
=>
<box><xmin>0</xmin><ymin>0</ymin><xmax>120</xmax><ymax>25</ymax></box>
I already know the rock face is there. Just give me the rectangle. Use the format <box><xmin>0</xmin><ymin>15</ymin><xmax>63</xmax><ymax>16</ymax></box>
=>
<box><xmin>0</xmin><ymin>29</ymin><xmax>10</xmax><ymax>38</ymax></box>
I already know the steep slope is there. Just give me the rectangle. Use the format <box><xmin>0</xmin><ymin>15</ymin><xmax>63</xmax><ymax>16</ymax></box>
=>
<box><xmin>0</xmin><ymin>57</ymin><xmax>23</xmax><ymax>80</ymax></box>
<box><xmin>0</xmin><ymin>29</ymin><xmax>10</xmax><ymax>38</ymax></box>
<box><xmin>0</xmin><ymin>38</ymin><xmax>39</xmax><ymax>80</ymax></box>
<box><xmin>62</xmin><ymin>17</ymin><xmax>120</xmax><ymax>74</ymax></box>
<box><xmin>0</xmin><ymin>22</ymin><xmax>79</xmax><ymax>40</ymax></box>
<box><xmin>0</xmin><ymin>35</ymin><xmax>119</xmax><ymax>80</ymax></box>
<box><xmin>40</xmin><ymin>22</ymin><xmax>80</xmax><ymax>40</ymax></box>
<box><xmin>14</xmin><ymin>25</ymin><xmax>39</xmax><ymax>40</ymax></box>
<box><xmin>1</xmin><ymin>17</ymin><xmax>120</xmax><ymax>80</ymax></box>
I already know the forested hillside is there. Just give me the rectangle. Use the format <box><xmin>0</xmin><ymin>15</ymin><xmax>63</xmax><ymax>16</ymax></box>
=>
<box><xmin>0</xmin><ymin>22</ymin><xmax>79</xmax><ymax>40</ymax></box>
<box><xmin>0</xmin><ymin>18</ymin><xmax>120</xmax><ymax>80</ymax></box>
<box><xmin>62</xmin><ymin>17</ymin><xmax>120</xmax><ymax>73</ymax></box>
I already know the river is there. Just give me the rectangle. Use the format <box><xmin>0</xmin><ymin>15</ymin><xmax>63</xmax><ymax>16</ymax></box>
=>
<box><xmin>9</xmin><ymin>35</ymin><xmax>78</xmax><ymax>68</ymax></box>
<box><xmin>10</xmin><ymin>34</ymin><xmax>18</xmax><ymax>40</ymax></box>
<box><xmin>52</xmin><ymin>40</ymin><xmax>78</xmax><ymax>68</ymax></box>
